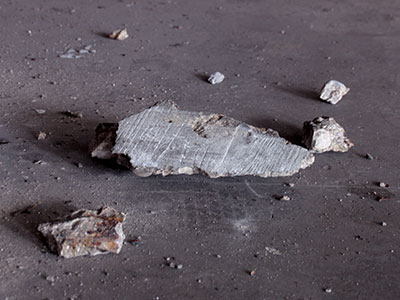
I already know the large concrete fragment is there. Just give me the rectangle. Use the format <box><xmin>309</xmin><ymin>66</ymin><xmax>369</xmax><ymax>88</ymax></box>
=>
<box><xmin>91</xmin><ymin>102</ymin><xmax>314</xmax><ymax>178</ymax></box>
<box><xmin>302</xmin><ymin>117</ymin><xmax>354</xmax><ymax>153</ymax></box>
<box><xmin>38</xmin><ymin>207</ymin><xmax>126</xmax><ymax>258</ymax></box>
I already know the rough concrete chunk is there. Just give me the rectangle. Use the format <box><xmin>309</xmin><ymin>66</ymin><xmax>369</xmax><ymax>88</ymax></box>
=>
<box><xmin>302</xmin><ymin>117</ymin><xmax>354</xmax><ymax>153</ymax></box>
<box><xmin>91</xmin><ymin>102</ymin><xmax>314</xmax><ymax>178</ymax></box>
<box><xmin>320</xmin><ymin>80</ymin><xmax>350</xmax><ymax>104</ymax></box>
<box><xmin>38</xmin><ymin>207</ymin><xmax>126</xmax><ymax>258</ymax></box>
<box><xmin>208</xmin><ymin>72</ymin><xmax>225</xmax><ymax>84</ymax></box>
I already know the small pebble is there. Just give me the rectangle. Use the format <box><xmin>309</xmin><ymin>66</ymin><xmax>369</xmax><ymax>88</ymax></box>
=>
<box><xmin>37</xmin><ymin>132</ymin><xmax>47</xmax><ymax>140</ymax></box>
<box><xmin>378</xmin><ymin>182</ymin><xmax>388</xmax><ymax>188</ymax></box>
<box><xmin>324</xmin><ymin>288</ymin><xmax>332</xmax><ymax>293</ymax></box>
<box><xmin>109</xmin><ymin>28</ymin><xmax>129</xmax><ymax>41</ymax></box>
<box><xmin>208</xmin><ymin>72</ymin><xmax>225</xmax><ymax>85</ymax></box>
<box><xmin>279</xmin><ymin>195</ymin><xmax>291</xmax><ymax>201</ymax></box>
<box><xmin>249</xmin><ymin>270</ymin><xmax>256</xmax><ymax>276</ymax></box>
<box><xmin>381</xmin><ymin>222</ymin><xmax>387</xmax><ymax>227</ymax></box>
<box><xmin>176</xmin><ymin>264</ymin><xmax>183</xmax><ymax>270</ymax></box>
<box><xmin>34</xmin><ymin>109</ymin><xmax>46</xmax><ymax>114</ymax></box>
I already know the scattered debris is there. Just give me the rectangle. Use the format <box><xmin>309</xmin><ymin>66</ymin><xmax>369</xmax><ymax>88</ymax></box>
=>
<box><xmin>34</xmin><ymin>109</ymin><xmax>46</xmax><ymax>114</ymax></box>
<box><xmin>109</xmin><ymin>28</ymin><xmax>129</xmax><ymax>40</ymax></box>
<box><xmin>59</xmin><ymin>45</ymin><xmax>95</xmax><ymax>59</ymax></box>
<box><xmin>265</xmin><ymin>247</ymin><xmax>282</xmax><ymax>255</ymax></box>
<box><xmin>365</xmin><ymin>153</ymin><xmax>373</xmax><ymax>160</ymax></box>
<box><xmin>320</xmin><ymin>80</ymin><xmax>350</xmax><ymax>104</ymax></box>
<box><xmin>90</xmin><ymin>102</ymin><xmax>314</xmax><ymax>178</ymax></box>
<box><xmin>62</xmin><ymin>110</ymin><xmax>83</xmax><ymax>118</ymax></box>
<box><xmin>303</xmin><ymin>117</ymin><xmax>354</xmax><ymax>153</ymax></box>
<box><xmin>37</xmin><ymin>132</ymin><xmax>47</xmax><ymax>140</ymax></box>
<box><xmin>208</xmin><ymin>72</ymin><xmax>225</xmax><ymax>85</ymax></box>
<box><xmin>279</xmin><ymin>195</ymin><xmax>291</xmax><ymax>201</ymax></box>
<box><xmin>38</xmin><ymin>206</ymin><xmax>126</xmax><ymax>258</ymax></box>
<box><xmin>164</xmin><ymin>257</ymin><xmax>182</xmax><ymax>269</ymax></box>
<box><xmin>378</xmin><ymin>182</ymin><xmax>389</xmax><ymax>188</ymax></box>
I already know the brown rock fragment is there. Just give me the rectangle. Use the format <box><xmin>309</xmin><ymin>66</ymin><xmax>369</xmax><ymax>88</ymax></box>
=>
<box><xmin>109</xmin><ymin>28</ymin><xmax>129</xmax><ymax>40</ymax></box>
<box><xmin>38</xmin><ymin>206</ymin><xmax>126</xmax><ymax>258</ymax></box>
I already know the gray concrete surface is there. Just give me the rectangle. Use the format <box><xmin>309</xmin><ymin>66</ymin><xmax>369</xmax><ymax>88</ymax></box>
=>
<box><xmin>0</xmin><ymin>0</ymin><xmax>399</xmax><ymax>299</ymax></box>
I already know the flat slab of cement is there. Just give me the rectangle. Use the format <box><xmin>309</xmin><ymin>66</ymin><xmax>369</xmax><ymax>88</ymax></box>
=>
<box><xmin>0</xmin><ymin>0</ymin><xmax>399</xmax><ymax>299</ymax></box>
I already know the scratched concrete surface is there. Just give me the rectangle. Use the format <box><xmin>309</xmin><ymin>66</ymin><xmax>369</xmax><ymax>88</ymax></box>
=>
<box><xmin>0</xmin><ymin>0</ymin><xmax>399</xmax><ymax>299</ymax></box>
<box><xmin>108</xmin><ymin>102</ymin><xmax>314</xmax><ymax>177</ymax></box>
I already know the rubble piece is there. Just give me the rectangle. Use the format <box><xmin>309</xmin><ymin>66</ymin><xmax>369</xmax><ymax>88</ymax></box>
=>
<box><xmin>320</xmin><ymin>80</ymin><xmax>350</xmax><ymax>104</ymax></box>
<box><xmin>302</xmin><ymin>117</ymin><xmax>354</xmax><ymax>153</ymax></box>
<box><xmin>37</xmin><ymin>132</ymin><xmax>47</xmax><ymax>140</ymax></box>
<box><xmin>208</xmin><ymin>72</ymin><xmax>225</xmax><ymax>84</ymax></box>
<box><xmin>109</xmin><ymin>28</ymin><xmax>129</xmax><ymax>40</ymax></box>
<box><xmin>59</xmin><ymin>45</ymin><xmax>95</xmax><ymax>59</ymax></box>
<box><xmin>38</xmin><ymin>206</ymin><xmax>126</xmax><ymax>258</ymax></box>
<box><xmin>378</xmin><ymin>182</ymin><xmax>389</xmax><ymax>188</ymax></box>
<box><xmin>90</xmin><ymin>102</ymin><xmax>314</xmax><ymax>178</ymax></box>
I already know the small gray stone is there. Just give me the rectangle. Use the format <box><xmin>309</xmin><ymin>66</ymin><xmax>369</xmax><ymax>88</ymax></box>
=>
<box><xmin>38</xmin><ymin>206</ymin><xmax>126</xmax><ymax>258</ymax></box>
<box><xmin>303</xmin><ymin>117</ymin><xmax>354</xmax><ymax>153</ymax></box>
<box><xmin>320</xmin><ymin>80</ymin><xmax>350</xmax><ymax>104</ymax></box>
<box><xmin>208</xmin><ymin>72</ymin><xmax>225</xmax><ymax>85</ymax></box>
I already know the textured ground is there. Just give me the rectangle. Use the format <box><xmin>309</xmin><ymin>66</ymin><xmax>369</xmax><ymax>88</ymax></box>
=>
<box><xmin>0</xmin><ymin>0</ymin><xmax>399</xmax><ymax>299</ymax></box>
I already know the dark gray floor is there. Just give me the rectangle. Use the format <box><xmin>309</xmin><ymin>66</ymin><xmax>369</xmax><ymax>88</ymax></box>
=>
<box><xmin>0</xmin><ymin>0</ymin><xmax>399</xmax><ymax>299</ymax></box>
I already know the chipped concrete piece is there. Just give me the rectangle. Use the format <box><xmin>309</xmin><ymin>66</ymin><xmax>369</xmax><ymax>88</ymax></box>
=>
<box><xmin>208</xmin><ymin>72</ymin><xmax>225</xmax><ymax>84</ymax></box>
<box><xmin>303</xmin><ymin>117</ymin><xmax>354</xmax><ymax>153</ymax></box>
<box><xmin>38</xmin><ymin>206</ymin><xmax>126</xmax><ymax>258</ymax></box>
<box><xmin>320</xmin><ymin>80</ymin><xmax>350</xmax><ymax>104</ymax></box>
<box><xmin>109</xmin><ymin>28</ymin><xmax>129</xmax><ymax>40</ymax></box>
<box><xmin>91</xmin><ymin>102</ymin><xmax>314</xmax><ymax>178</ymax></box>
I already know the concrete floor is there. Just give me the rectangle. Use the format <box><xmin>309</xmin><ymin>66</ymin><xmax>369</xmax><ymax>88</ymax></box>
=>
<box><xmin>0</xmin><ymin>0</ymin><xmax>399</xmax><ymax>299</ymax></box>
